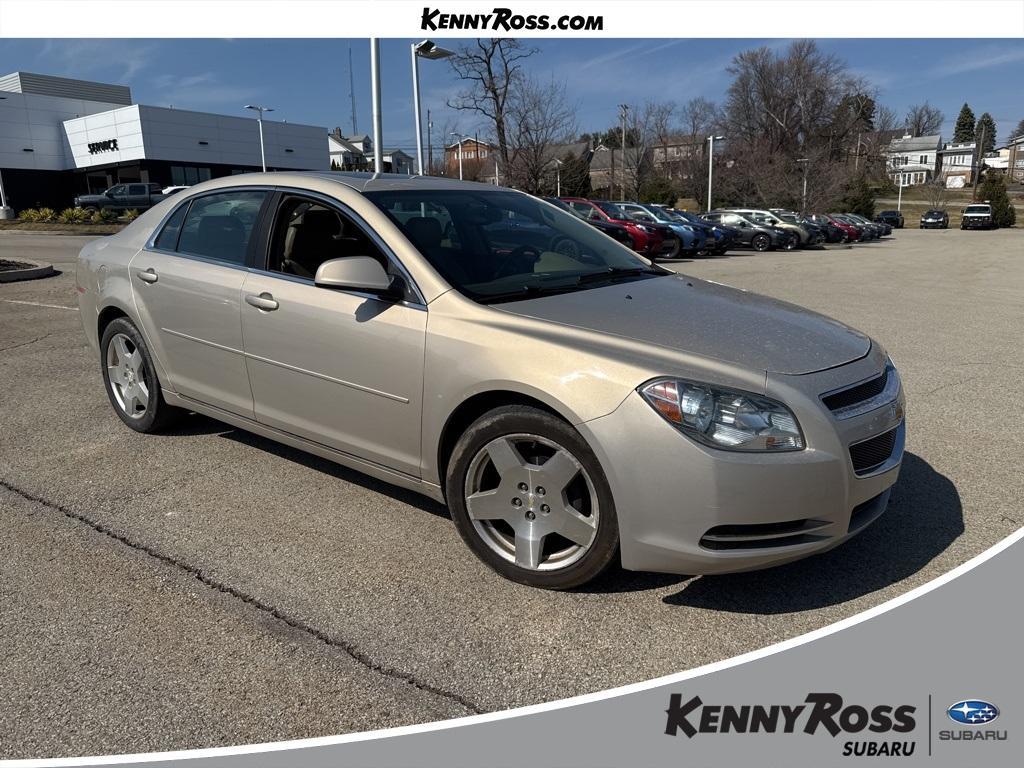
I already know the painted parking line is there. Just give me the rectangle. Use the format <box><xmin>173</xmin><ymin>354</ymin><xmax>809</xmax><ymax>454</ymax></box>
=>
<box><xmin>0</xmin><ymin>299</ymin><xmax>79</xmax><ymax>311</ymax></box>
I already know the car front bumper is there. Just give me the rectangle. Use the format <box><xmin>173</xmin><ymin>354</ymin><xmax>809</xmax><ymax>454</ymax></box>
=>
<box><xmin>578</xmin><ymin>349</ymin><xmax>905</xmax><ymax>575</ymax></box>
<box><xmin>961</xmin><ymin>218</ymin><xmax>992</xmax><ymax>229</ymax></box>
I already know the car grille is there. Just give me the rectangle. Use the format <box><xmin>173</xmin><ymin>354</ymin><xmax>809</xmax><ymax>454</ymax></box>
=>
<box><xmin>849</xmin><ymin>427</ymin><xmax>899</xmax><ymax>475</ymax></box>
<box><xmin>821</xmin><ymin>369</ymin><xmax>888</xmax><ymax>413</ymax></box>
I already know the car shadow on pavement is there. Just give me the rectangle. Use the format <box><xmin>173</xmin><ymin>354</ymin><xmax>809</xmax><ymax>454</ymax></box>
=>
<box><xmin>660</xmin><ymin>452</ymin><xmax>963</xmax><ymax>613</ymax></box>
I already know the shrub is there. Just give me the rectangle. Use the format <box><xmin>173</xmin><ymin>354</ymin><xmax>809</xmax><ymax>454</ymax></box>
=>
<box><xmin>18</xmin><ymin>208</ymin><xmax>41</xmax><ymax>222</ymax></box>
<box><xmin>978</xmin><ymin>173</ymin><xmax>1016</xmax><ymax>227</ymax></box>
<box><xmin>90</xmin><ymin>210</ymin><xmax>107</xmax><ymax>224</ymax></box>
<box><xmin>35</xmin><ymin>207</ymin><xmax>56</xmax><ymax>222</ymax></box>
<box><xmin>123</xmin><ymin>209</ymin><xmax>141</xmax><ymax>222</ymax></box>
<box><xmin>58</xmin><ymin>207</ymin><xmax>90</xmax><ymax>224</ymax></box>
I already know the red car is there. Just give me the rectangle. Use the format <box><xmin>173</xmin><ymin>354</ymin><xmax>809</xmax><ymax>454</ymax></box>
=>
<box><xmin>810</xmin><ymin>213</ymin><xmax>861</xmax><ymax>242</ymax></box>
<box><xmin>561</xmin><ymin>198</ymin><xmax>678</xmax><ymax>259</ymax></box>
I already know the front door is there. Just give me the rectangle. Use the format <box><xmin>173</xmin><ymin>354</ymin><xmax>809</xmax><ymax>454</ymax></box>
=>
<box><xmin>240</xmin><ymin>194</ymin><xmax>426</xmax><ymax>477</ymax></box>
<box><xmin>130</xmin><ymin>189</ymin><xmax>270</xmax><ymax>417</ymax></box>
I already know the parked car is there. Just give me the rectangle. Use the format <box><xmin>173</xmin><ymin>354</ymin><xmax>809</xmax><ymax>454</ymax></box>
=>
<box><xmin>848</xmin><ymin>213</ymin><xmax>890</xmax><ymax>237</ymax></box>
<box><xmin>960</xmin><ymin>203</ymin><xmax>996</xmax><ymax>230</ymax></box>
<box><xmin>668</xmin><ymin>209</ymin><xmax>739</xmax><ymax>255</ymax></box>
<box><xmin>74</xmin><ymin>183</ymin><xmax>167</xmax><ymax>212</ymax></box>
<box><xmin>614</xmin><ymin>202</ymin><xmax>707</xmax><ymax>257</ymax></box>
<box><xmin>726</xmin><ymin>208</ymin><xmax>818</xmax><ymax>247</ymax></box>
<box><xmin>703</xmin><ymin>210</ymin><xmax>795</xmax><ymax>251</ymax></box>
<box><xmin>919</xmin><ymin>209</ymin><xmax>949</xmax><ymax>229</ymax></box>
<box><xmin>77</xmin><ymin>172</ymin><xmax>905</xmax><ymax>589</ymax></box>
<box><xmin>875</xmin><ymin>210</ymin><xmax>904</xmax><ymax>229</ymax></box>
<box><xmin>561</xmin><ymin>198</ymin><xmax>679</xmax><ymax>260</ymax></box>
<box><xmin>839</xmin><ymin>213</ymin><xmax>885</xmax><ymax>239</ymax></box>
<box><xmin>775</xmin><ymin>212</ymin><xmax>831</xmax><ymax>244</ymax></box>
<box><xmin>808</xmin><ymin>214</ymin><xmax>861</xmax><ymax>242</ymax></box>
<box><xmin>542</xmin><ymin>197</ymin><xmax>634</xmax><ymax>248</ymax></box>
<box><xmin>831</xmin><ymin>214</ymin><xmax>877</xmax><ymax>240</ymax></box>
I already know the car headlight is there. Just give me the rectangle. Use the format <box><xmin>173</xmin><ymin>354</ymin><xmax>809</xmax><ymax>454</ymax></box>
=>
<box><xmin>640</xmin><ymin>378</ymin><xmax>805</xmax><ymax>451</ymax></box>
<box><xmin>634</xmin><ymin>224</ymin><xmax>651</xmax><ymax>233</ymax></box>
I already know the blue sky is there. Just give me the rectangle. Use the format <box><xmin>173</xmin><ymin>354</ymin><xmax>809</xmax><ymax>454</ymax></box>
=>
<box><xmin>3</xmin><ymin>38</ymin><xmax>1022</xmax><ymax>151</ymax></box>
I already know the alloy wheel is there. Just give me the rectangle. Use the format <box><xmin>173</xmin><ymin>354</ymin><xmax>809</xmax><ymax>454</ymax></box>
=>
<box><xmin>464</xmin><ymin>433</ymin><xmax>599</xmax><ymax>572</ymax></box>
<box><xmin>106</xmin><ymin>332</ymin><xmax>150</xmax><ymax>419</ymax></box>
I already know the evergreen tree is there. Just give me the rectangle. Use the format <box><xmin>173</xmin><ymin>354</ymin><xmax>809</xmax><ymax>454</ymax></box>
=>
<box><xmin>559</xmin><ymin>151</ymin><xmax>592</xmax><ymax>197</ymax></box>
<box><xmin>1012</xmin><ymin>118</ymin><xmax>1024</xmax><ymax>140</ymax></box>
<box><xmin>975</xmin><ymin>113</ymin><xmax>997</xmax><ymax>155</ymax></box>
<box><xmin>839</xmin><ymin>175</ymin><xmax>876</xmax><ymax>218</ymax></box>
<box><xmin>978</xmin><ymin>173</ymin><xmax>1016</xmax><ymax>228</ymax></box>
<box><xmin>953</xmin><ymin>103</ymin><xmax>976</xmax><ymax>143</ymax></box>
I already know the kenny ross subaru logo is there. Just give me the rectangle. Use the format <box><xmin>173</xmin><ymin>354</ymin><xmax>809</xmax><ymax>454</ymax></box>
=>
<box><xmin>947</xmin><ymin>700</ymin><xmax>999</xmax><ymax>725</ymax></box>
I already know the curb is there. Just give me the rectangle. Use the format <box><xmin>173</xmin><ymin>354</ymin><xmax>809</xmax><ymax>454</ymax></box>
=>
<box><xmin>0</xmin><ymin>259</ymin><xmax>57</xmax><ymax>283</ymax></box>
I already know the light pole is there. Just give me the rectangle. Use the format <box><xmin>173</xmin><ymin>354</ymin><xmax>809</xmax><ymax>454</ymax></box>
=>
<box><xmin>554</xmin><ymin>158</ymin><xmax>564</xmax><ymax>196</ymax></box>
<box><xmin>897</xmin><ymin>176</ymin><xmax>906</xmax><ymax>211</ymax></box>
<box><xmin>706</xmin><ymin>134</ymin><xmax>725</xmax><ymax>211</ymax></box>
<box><xmin>796</xmin><ymin>157</ymin><xmax>810</xmax><ymax>213</ymax></box>
<box><xmin>244</xmin><ymin>104</ymin><xmax>274</xmax><ymax>172</ymax></box>
<box><xmin>450</xmin><ymin>132</ymin><xmax>466</xmax><ymax>180</ymax></box>
<box><xmin>411</xmin><ymin>40</ymin><xmax>454</xmax><ymax>176</ymax></box>
<box><xmin>370</xmin><ymin>38</ymin><xmax>384</xmax><ymax>174</ymax></box>
<box><xmin>618</xmin><ymin>104</ymin><xmax>629</xmax><ymax>200</ymax></box>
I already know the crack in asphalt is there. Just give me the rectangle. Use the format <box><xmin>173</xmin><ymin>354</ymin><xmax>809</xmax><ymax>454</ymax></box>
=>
<box><xmin>0</xmin><ymin>332</ymin><xmax>57</xmax><ymax>354</ymax></box>
<box><xmin>0</xmin><ymin>478</ymin><xmax>485</xmax><ymax>716</ymax></box>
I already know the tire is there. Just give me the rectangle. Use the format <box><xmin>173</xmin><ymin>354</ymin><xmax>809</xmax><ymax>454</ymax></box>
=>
<box><xmin>100</xmin><ymin>317</ymin><xmax>182</xmax><ymax>433</ymax></box>
<box><xmin>445</xmin><ymin>405</ymin><xmax>620</xmax><ymax>589</ymax></box>
<box><xmin>782</xmin><ymin>236</ymin><xmax>798</xmax><ymax>251</ymax></box>
<box><xmin>751</xmin><ymin>233</ymin><xmax>771</xmax><ymax>252</ymax></box>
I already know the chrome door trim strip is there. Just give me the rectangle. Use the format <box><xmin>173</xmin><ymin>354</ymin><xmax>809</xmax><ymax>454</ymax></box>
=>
<box><xmin>243</xmin><ymin>351</ymin><xmax>410</xmax><ymax>404</ymax></box>
<box><xmin>161</xmin><ymin>327</ymin><xmax>243</xmax><ymax>355</ymax></box>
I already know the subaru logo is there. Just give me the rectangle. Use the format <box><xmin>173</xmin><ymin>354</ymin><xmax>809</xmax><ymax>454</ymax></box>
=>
<box><xmin>947</xmin><ymin>700</ymin><xmax>999</xmax><ymax>725</ymax></box>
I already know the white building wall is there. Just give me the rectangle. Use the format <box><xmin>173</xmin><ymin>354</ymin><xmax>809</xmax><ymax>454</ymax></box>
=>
<box><xmin>0</xmin><ymin>91</ymin><xmax>127</xmax><ymax>170</ymax></box>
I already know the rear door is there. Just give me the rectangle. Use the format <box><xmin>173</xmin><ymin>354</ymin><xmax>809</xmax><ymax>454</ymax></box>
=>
<box><xmin>129</xmin><ymin>188</ymin><xmax>271</xmax><ymax>417</ymax></box>
<box><xmin>127</xmin><ymin>184</ymin><xmax>150</xmax><ymax>209</ymax></box>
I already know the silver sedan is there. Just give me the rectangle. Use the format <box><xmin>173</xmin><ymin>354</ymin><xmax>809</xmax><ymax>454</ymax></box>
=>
<box><xmin>77</xmin><ymin>172</ymin><xmax>905</xmax><ymax>589</ymax></box>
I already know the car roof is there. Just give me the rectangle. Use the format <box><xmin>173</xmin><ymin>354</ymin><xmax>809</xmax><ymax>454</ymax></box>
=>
<box><xmin>176</xmin><ymin>170</ymin><xmax>513</xmax><ymax>196</ymax></box>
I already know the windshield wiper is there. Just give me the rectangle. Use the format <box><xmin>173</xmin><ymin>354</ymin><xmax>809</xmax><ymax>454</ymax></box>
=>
<box><xmin>575</xmin><ymin>266</ymin><xmax>662</xmax><ymax>285</ymax></box>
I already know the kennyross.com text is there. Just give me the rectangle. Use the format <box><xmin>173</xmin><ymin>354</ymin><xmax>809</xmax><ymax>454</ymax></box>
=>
<box><xmin>421</xmin><ymin>7</ymin><xmax>604</xmax><ymax>31</ymax></box>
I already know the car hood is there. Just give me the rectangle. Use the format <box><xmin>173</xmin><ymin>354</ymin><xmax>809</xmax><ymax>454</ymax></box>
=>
<box><xmin>496</xmin><ymin>274</ymin><xmax>870</xmax><ymax>375</ymax></box>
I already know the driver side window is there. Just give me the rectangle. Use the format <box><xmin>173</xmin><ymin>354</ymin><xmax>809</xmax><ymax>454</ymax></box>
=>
<box><xmin>266</xmin><ymin>196</ymin><xmax>386</xmax><ymax>280</ymax></box>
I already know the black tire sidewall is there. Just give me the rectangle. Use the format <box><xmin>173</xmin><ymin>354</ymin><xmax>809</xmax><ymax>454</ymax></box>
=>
<box><xmin>753</xmin><ymin>234</ymin><xmax>769</xmax><ymax>251</ymax></box>
<box><xmin>445</xmin><ymin>405</ymin><xmax>620</xmax><ymax>590</ymax></box>
<box><xmin>100</xmin><ymin>318</ymin><xmax>173</xmax><ymax>433</ymax></box>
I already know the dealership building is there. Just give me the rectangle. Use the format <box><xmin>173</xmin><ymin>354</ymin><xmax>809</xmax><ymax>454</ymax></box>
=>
<box><xmin>0</xmin><ymin>71</ymin><xmax>328</xmax><ymax>212</ymax></box>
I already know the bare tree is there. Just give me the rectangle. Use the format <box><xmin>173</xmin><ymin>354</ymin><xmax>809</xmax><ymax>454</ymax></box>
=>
<box><xmin>925</xmin><ymin>178</ymin><xmax>949</xmax><ymax>210</ymax></box>
<box><xmin>447</xmin><ymin>39</ymin><xmax>537</xmax><ymax>171</ymax></box>
<box><xmin>504</xmin><ymin>77</ymin><xmax>578</xmax><ymax>194</ymax></box>
<box><xmin>904</xmin><ymin>102</ymin><xmax>944</xmax><ymax>136</ymax></box>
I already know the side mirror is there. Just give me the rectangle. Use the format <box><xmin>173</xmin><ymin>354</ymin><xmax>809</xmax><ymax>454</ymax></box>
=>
<box><xmin>314</xmin><ymin>257</ymin><xmax>401</xmax><ymax>300</ymax></box>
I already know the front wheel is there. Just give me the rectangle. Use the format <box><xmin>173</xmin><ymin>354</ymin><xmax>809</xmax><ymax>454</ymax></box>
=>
<box><xmin>751</xmin><ymin>233</ymin><xmax>771</xmax><ymax>252</ymax></box>
<box><xmin>782</xmin><ymin>236</ymin><xmax>798</xmax><ymax>251</ymax></box>
<box><xmin>446</xmin><ymin>406</ymin><xmax>619</xmax><ymax>589</ymax></box>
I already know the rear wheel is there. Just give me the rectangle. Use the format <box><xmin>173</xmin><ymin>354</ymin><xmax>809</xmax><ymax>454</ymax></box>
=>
<box><xmin>782</xmin><ymin>235</ymin><xmax>798</xmax><ymax>251</ymax></box>
<box><xmin>446</xmin><ymin>406</ymin><xmax>619</xmax><ymax>589</ymax></box>
<box><xmin>101</xmin><ymin>318</ymin><xmax>181</xmax><ymax>433</ymax></box>
<box><xmin>751</xmin><ymin>233</ymin><xmax>771</xmax><ymax>252</ymax></box>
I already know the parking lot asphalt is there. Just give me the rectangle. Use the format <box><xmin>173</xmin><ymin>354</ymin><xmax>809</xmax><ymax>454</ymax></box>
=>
<box><xmin>1</xmin><ymin>228</ymin><xmax>1022</xmax><ymax>758</ymax></box>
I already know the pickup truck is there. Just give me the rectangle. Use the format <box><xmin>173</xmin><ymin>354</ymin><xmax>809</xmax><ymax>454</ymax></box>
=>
<box><xmin>74</xmin><ymin>183</ymin><xmax>166</xmax><ymax>212</ymax></box>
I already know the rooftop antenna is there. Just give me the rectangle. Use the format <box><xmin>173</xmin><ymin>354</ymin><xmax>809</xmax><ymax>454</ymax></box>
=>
<box><xmin>348</xmin><ymin>45</ymin><xmax>358</xmax><ymax>135</ymax></box>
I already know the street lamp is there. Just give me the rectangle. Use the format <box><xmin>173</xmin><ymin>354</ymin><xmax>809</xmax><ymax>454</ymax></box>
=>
<box><xmin>706</xmin><ymin>134</ymin><xmax>725</xmax><ymax>212</ymax></box>
<box><xmin>796</xmin><ymin>157</ymin><xmax>810</xmax><ymax>213</ymax></box>
<box><xmin>450</xmin><ymin>132</ymin><xmax>466</xmax><ymax>180</ymax></box>
<box><xmin>411</xmin><ymin>40</ymin><xmax>454</xmax><ymax>176</ymax></box>
<box><xmin>553</xmin><ymin>158</ymin><xmax>564</xmax><ymax>196</ymax></box>
<box><xmin>244</xmin><ymin>104</ymin><xmax>274</xmax><ymax>172</ymax></box>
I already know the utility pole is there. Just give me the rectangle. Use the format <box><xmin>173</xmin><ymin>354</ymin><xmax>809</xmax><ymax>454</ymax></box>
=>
<box><xmin>348</xmin><ymin>45</ymin><xmax>358</xmax><ymax>135</ymax></box>
<box><xmin>797</xmin><ymin>158</ymin><xmax>810</xmax><ymax>213</ymax></box>
<box><xmin>972</xmin><ymin>122</ymin><xmax>987</xmax><ymax>200</ymax></box>
<box><xmin>370</xmin><ymin>38</ymin><xmax>383</xmax><ymax>173</ymax></box>
<box><xmin>426</xmin><ymin>109</ymin><xmax>432</xmax><ymax>175</ymax></box>
<box><xmin>619</xmin><ymin>104</ymin><xmax>629</xmax><ymax>200</ymax></box>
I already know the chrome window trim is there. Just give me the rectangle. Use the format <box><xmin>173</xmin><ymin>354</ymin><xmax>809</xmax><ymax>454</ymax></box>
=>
<box><xmin>822</xmin><ymin>363</ymin><xmax>901</xmax><ymax>421</ymax></box>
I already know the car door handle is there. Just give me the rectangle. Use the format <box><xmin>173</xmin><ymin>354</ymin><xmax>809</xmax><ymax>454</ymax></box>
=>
<box><xmin>245</xmin><ymin>292</ymin><xmax>279</xmax><ymax>311</ymax></box>
<box><xmin>136</xmin><ymin>268</ymin><xmax>158</xmax><ymax>284</ymax></box>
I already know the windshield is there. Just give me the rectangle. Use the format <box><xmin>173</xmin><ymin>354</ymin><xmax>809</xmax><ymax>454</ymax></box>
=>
<box><xmin>925</xmin><ymin>210</ymin><xmax>944</xmax><ymax>216</ymax></box>
<box><xmin>964</xmin><ymin>205</ymin><xmax>991</xmax><ymax>214</ymax></box>
<box><xmin>366</xmin><ymin>189</ymin><xmax>664</xmax><ymax>303</ymax></box>
<box><xmin>594</xmin><ymin>201</ymin><xmax>627</xmax><ymax>219</ymax></box>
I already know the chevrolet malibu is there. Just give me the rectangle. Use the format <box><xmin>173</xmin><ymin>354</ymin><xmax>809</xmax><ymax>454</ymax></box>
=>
<box><xmin>77</xmin><ymin>173</ymin><xmax>906</xmax><ymax>589</ymax></box>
